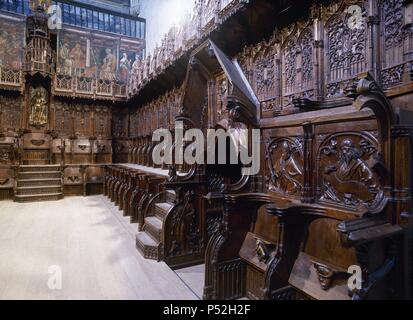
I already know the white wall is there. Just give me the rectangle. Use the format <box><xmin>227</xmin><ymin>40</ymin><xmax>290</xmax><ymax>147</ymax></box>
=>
<box><xmin>140</xmin><ymin>0</ymin><xmax>195</xmax><ymax>54</ymax></box>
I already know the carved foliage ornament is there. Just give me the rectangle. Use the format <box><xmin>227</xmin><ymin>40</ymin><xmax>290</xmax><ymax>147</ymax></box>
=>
<box><xmin>318</xmin><ymin>133</ymin><xmax>384</xmax><ymax>211</ymax></box>
<box><xmin>381</xmin><ymin>0</ymin><xmax>408</xmax><ymax>49</ymax></box>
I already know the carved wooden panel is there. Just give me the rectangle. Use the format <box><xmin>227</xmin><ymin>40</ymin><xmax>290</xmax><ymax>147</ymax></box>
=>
<box><xmin>252</xmin><ymin>42</ymin><xmax>278</xmax><ymax>107</ymax></box>
<box><xmin>324</xmin><ymin>1</ymin><xmax>368</xmax><ymax>98</ymax></box>
<box><xmin>266</xmin><ymin>137</ymin><xmax>304</xmax><ymax>197</ymax></box>
<box><xmin>282</xmin><ymin>36</ymin><xmax>298</xmax><ymax>97</ymax></box>
<box><xmin>129</xmin><ymin>87</ymin><xmax>184</xmax><ymax>138</ymax></box>
<box><xmin>130</xmin><ymin>109</ymin><xmax>139</xmax><ymax>138</ymax></box>
<box><xmin>316</xmin><ymin>132</ymin><xmax>384</xmax><ymax>211</ymax></box>
<box><xmin>0</xmin><ymin>95</ymin><xmax>22</xmax><ymax>131</ymax></box>
<box><xmin>112</xmin><ymin>109</ymin><xmax>129</xmax><ymax>138</ymax></box>
<box><xmin>298</xmin><ymin>28</ymin><xmax>314</xmax><ymax>94</ymax></box>
<box><xmin>94</xmin><ymin>106</ymin><xmax>111</xmax><ymax>139</ymax></box>
<box><xmin>215</xmin><ymin>73</ymin><xmax>229</xmax><ymax>123</ymax></box>
<box><xmin>0</xmin><ymin>144</ymin><xmax>13</xmax><ymax>164</ymax></box>
<box><xmin>380</xmin><ymin>0</ymin><xmax>413</xmax><ymax>88</ymax></box>
<box><xmin>74</xmin><ymin>105</ymin><xmax>92</xmax><ymax>138</ymax></box>
<box><xmin>54</xmin><ymin>101</ymin><xmax>73</xmax><ymax>137</ymax></box>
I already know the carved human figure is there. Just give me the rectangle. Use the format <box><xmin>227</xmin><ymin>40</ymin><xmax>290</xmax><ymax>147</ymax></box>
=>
<box><xmin>274</xmin><ymin>141</ymin><xmax>303</xmax><ymax>194</ymax></box>
<box><xmin>337</xmin><ymin>139</ymin><xmax>373</xmax><ymax>183</ymax></box>
<box><xmin>29</xmin><ymin>89</ymin><xmax>48</xmax><ymax>128</ymax></box>
<box><xmin>324</xmin><ymin>139</ymin><xmax>376</xmax><ymax>205</ymax></box>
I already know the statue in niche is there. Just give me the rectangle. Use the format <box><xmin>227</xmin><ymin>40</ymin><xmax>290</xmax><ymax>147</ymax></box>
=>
<box><xmin>270</xmin><ymin>140</ymin><xmax>303</xmax><ymax>195</ymax></box>
<box><xmin>323</xmin><ymin>139</ymin><xmax>378</xmax><ymax>206</ymax></box>
<box><xmin>29</xmin><ymin>88</ymin><xmax>48</xmax><ymax>129</ymax></box>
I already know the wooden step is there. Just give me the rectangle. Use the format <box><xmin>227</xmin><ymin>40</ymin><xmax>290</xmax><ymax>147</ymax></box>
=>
<box><xmin>17</xmin><ymin>178</ymin><xmax>62</xmax><ymax>188</ymax></box>
<box><xmin>154</xmin><ymin>202</ymin><xmax>173</xmax><ymax>219</ymax></box>
<box><xmin>144</xmin><ymin>216</ymin><xmax>163</xmax><ymax>242</ymax></box>
<box><xmin>136</xmin><ymin>232</ymin><xmax>161</xmax><ymax>261</ymax></box>
<box><xmin>166</xmin><ymin>190</ymin><xmax>176</xmax><ymax>204</ymax></box>
<box><xmin>18</xmin><ymin>171</ymin><xmax>61</xmax><ymax>180</ymax></box>
<box><xmin>16</xmin><ymin>185</ymin><xmax>62</xmax><ymax>196</ymax></box>
<box><xmin>14</xmin><ymin>193</ymin><xmax>63</xmax><ymax>203</ymax></box>
<box><xmin>19</xmin><ymin>165</ymin><xmax>61</xmax><ymax>173</ymax></box>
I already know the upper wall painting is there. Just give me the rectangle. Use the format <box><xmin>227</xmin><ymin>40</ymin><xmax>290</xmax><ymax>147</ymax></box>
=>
<box><xmin>0</xmin><ymin>17</ymin><xmax>25</xmax><ymax>71</ymax></box>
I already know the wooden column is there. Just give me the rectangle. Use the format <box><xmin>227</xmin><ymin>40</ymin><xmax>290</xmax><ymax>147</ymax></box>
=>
<box><xmin>302</xmin><ymin>123</ymin><xmax>315</xmax><ymax>203</ymax></box>
<box><xmin>367</xmin><ymin>0</ymin><xmax>381</xmax><ymax>82</ymax></box>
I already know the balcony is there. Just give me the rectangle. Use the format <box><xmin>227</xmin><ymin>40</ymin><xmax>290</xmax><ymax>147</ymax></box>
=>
<box><xmin>0</xmin><ymin>66</ymin><xmax>22</xmax><ymax>91</ymax></box>
<box><xmin>54</xmin><ymin>74</ymin><xmax>127</xmax><ymax>100</ymax></box>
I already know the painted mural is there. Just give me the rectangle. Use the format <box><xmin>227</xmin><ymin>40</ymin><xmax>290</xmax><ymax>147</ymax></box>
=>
<box><xmin>0</xmin><ymin>18</ymin><xmax>25</xmax><ymax>71</ymax></box>
<box><xmin>91</xmin><ymin>38</ymin><xmax>117</xmax><ymax>81</ymax></box>
<box><xmin>58</xmin><ymin>32</ymin><xmax>90</xmax><ymax>76</ymax></box>
<box><xmin>119</xmin><ymin>44</ymin><xmax>143</xmax><ymax>82</ymax></box>
<box><xmin>57</xmin><ymin>31</ymin><xmax>143</xmax><ymax>83</ymax></box>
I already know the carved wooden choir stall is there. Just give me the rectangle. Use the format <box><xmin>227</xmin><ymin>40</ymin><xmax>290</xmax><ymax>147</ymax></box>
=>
<box><xmin>0</xmin><ymin>0</ymin><xmax>412</xmax><ymax>300</ymax></box>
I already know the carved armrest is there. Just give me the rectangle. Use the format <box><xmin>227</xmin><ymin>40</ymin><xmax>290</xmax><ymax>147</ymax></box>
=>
<box><xmin>337</xmin><ymin>218</ymin><xmax>403</xmax><ymax>247</ymax></box>
<box><xmin>337</xmin><ymin>217</ymin><xmax>403</xmax><ymax>300</ymax></box>
<box><xmin>224</xmin><ymin>193</ymin><xmax>272</xmax><ymax>205</ymax></box>
<box><xmin>223</xmin><ymin>193</ymin><xmax>273</xmax><ymax>226</ymax></box>
<box><xmin>266</xmin><ymin>203</ymin><xmax>327</xmax><ymax>220</ymax></box>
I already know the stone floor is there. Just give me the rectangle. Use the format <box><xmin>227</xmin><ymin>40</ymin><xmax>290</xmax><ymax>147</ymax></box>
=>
<box><xmin>0</xmin><ymin>196</ymin><xmax>198</xmax><ymax>300</ymax></box>
<box><xmin>175</xmin><ymin>264</ymin><xmax>205</xmax><ymax>299</ymax></box>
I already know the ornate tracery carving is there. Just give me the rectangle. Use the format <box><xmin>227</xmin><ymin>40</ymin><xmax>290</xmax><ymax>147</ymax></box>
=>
<box><xmin>381</xmin><ymin>0</ymin><xmax>412</xmax><ymax>87</ymax></box>
<box><xmin>299</xmin><ymin>28</ymin><xmax>314</xmax><ymax>90</ymax></box>
<box><xmin>326</xmin><ymin>3</ymin><xmax>367</xmax><ymax>97</ymax></box>
<box><xmin>254</xmin><ymin>48</ymin><xmax>276</xmax><ymax>101</ymax></box>
<box><xmin>0</xmin><ymin>96</ymin><xmax>22</xmax><ymax>130</ymax></box>
<box><xmin>282</xmin><ymin>37</ymin><xmax>298</xmax><ymax>95</ymax></box>
<box><xmin>382</xmin><ymin>0</ymin><xmax>406</xmax><ymax>50</ymax></box>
